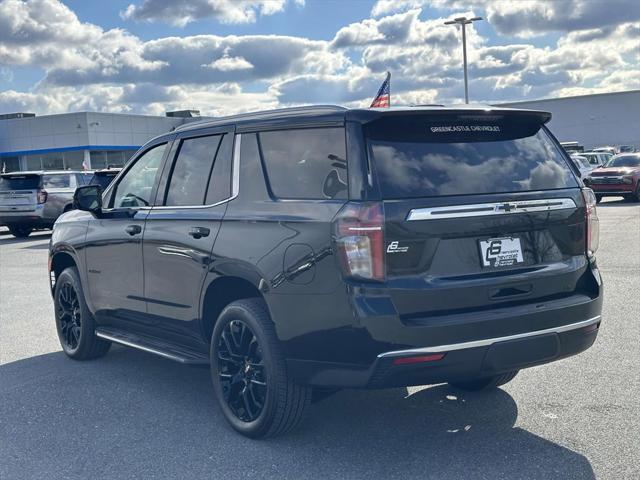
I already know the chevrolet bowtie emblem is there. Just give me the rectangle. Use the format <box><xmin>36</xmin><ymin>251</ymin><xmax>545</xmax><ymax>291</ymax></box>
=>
<box><xmin>499</xmin><ymin>203</ymin><xmax>516</xmax><ymax>212</ymax></box>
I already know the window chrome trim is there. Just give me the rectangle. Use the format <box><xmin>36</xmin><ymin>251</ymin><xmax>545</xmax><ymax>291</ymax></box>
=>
<box><xmin>406</xmin><ymin>198</ymin><xmax>577</xmax><ymax>221</ymax></box>
<box><xmin>377</xmin><ymin>315</ymin><xmax>601</xmax><ymax>358</ymax></box>
<box><xmin>149</xmin><ymin>133</ymin><xmax>241</xmax><ymax>210</ymax></box>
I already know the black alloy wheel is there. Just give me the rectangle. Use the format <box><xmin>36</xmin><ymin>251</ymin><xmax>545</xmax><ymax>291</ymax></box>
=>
<box><xmin>57</xmin><ymin>282</ymin><xmax>82</xmax><ymax>351</ymax></box>
<box><xmin>210</xmin><ymin>298</ymin><xmax>312</xmax><ymax>438</ymax></box>
<box><xmin>54</xmin><ymin>267</ymin><xmax>111</xmax><ymax>360</ymax></box>
<box><xmin>216</xmin><ymin>319</ymin><xmax>267</xmax><ymax>422</ymax></box>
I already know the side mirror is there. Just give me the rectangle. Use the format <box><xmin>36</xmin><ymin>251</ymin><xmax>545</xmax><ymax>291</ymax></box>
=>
<box><xmin>73</xmin><ymin>185</ymin><xmax>103</xmax><ymax>215</ymax></box>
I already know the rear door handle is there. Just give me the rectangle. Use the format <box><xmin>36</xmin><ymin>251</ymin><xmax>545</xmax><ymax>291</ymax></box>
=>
<box><xmin>188</xmin><ymin>226</ymin><xmax>210</xmax><ymax>239</ymax></box>
<box><xmin>125</xmin><ymin>224</ymin><xmax>142</xmax><ymax>236</ymax></box>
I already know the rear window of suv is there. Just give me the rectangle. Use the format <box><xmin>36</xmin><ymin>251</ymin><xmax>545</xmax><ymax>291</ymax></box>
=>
<box><xmin>366</xmin><ymin>115</ymin><xmax>578</xmax><ymax>198</ymax></box>
<box><xmin>43</xmin><ymin>174</ymin><xmax>71</xmax><ymax>188</ymax></box>
<box><xmin>0</xmin><ymin>174</ymin><xmax>41</xmax><ymax>190</ymax></box>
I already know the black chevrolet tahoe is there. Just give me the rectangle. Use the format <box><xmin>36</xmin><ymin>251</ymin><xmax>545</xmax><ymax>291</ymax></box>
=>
<box><xmin>48</xmin><ymin>105</ymin><xmax>603</xmax><ymax>438</ymax></box>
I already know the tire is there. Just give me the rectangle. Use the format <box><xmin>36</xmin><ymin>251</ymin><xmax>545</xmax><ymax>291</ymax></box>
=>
<box><xmin>632</xmin><ymin>184</ymin><xmax>640</xmax><ymax>203</ymax></box>
<box><xmin>54</xmin><ymin>267</ymin><xmax>111</xmax><ymax>360</ymax></box>
<box><xmin>449</xmin><ymin>370</ymin><xmax>519</xmax><ymax>392</ymax></box>
<box><xmin>595</xmin><ymin>195</ymin><xmax>602</xmax><ymax>204</ymax></box>
<box><xmin>210</xmin><ymin>298</ymin><xmax>312</xmax><ymax>438</ymax></box>
<box><xmin>8</xmin><ymin>225</ymin><xmax>33</xmax><ymax>238</ymax></box>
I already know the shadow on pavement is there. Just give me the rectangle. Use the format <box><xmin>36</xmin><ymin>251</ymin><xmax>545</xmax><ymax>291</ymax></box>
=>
<box><xmin>0</xmin><ymin>347</ymin><xmax>595</xmax><ymax>480</ymax></box>
<box><xmin>0</xmin><ymin>232</ymin><xmax>52</xmax><ymax>245</ymax></box>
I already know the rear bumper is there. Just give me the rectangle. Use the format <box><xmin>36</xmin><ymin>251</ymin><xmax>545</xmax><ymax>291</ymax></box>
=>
<box><xmin>288</xmin><ymin>314</ymin><xmax>601</xmax><ymax>388</ymax></box>
<box><xmin>0</xmin><ymin>206</ymin><xmax>52</xmax><ymax>227</ymax></box>
<box><xmin>588</xmin><ymin>184</ymin><xmax>634</xmax><ymax>195</ymax></box>
<box><xmin>286</xmin><ymin>262</ymin><xmax>603</xmax><ymax>388</ymax></box>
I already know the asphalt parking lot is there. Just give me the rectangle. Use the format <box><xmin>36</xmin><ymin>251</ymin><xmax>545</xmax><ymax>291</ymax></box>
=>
<box><xmin>0</xmin><ymin>198</ymin><xmax>638</xmax><ymax>480</ymax></box>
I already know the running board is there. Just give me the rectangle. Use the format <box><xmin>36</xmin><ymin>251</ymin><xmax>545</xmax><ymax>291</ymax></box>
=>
<box><xmin>95</xmin><ymin>328</ymin><xmax>209</xmax><ymax>365</ymax></box>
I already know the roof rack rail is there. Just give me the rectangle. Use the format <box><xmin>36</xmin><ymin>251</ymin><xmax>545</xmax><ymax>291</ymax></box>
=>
<box><xmin>174</xmin><ymin>104</ymin><xmax>347</xmax><ymax>132</ymax></box>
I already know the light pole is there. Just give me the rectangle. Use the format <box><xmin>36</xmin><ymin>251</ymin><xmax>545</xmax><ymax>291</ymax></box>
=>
<box><xmin>445</xmin><ymin>16</ymin><xmax>482</xmax><ymax>104</ymax></box>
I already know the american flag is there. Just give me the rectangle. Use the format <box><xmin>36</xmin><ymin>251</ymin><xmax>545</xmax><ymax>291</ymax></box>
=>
<box><xmin>370</xmin><ymin>71</ymin><xmax>390</xmax><ymax>108</ymax></box>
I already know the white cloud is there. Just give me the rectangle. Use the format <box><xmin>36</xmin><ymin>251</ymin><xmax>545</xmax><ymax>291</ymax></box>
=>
<box><xmin>202</xmin><ymin>55</ymin><xmax>254</xmax><ymax>71</ymax></box>
<box><xmin>0</xmin><ymin>0</ymin><xmax>637</xmax><ymax>116</ymax></box>
<box><xmin>121</xmin><ymin>0</ymin><xmax>295</xmax><ymax>27</ymax></box>
<box><xmin>372</xmin><ymin>0</ymin><xmax>640</xmax><ymax>37</ymax></box>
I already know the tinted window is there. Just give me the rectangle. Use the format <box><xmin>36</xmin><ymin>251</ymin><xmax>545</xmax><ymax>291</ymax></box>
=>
<box><xmin>205</xmin><ymin>133</ymin><xmax>233</xmax><ymax>205</ymax></box>
<box><xmin>258</xmin><ymin>128</ymin><xmax>348</xmax><ymax>199</ymax></box>
<box><xmin>367</xmin><ymin>116</ymin><xmax>577</xmax><ymax>198</ymax></box>
<box><xmin>0</xmin><ymin>175</ymin><xmax>41</xmax><ymax>190</ymax></box>
<box><xmin>76</xmin><ymin>173</ymin><xmax>92</xmax><ymax>186</ymax></box>
<box><xmin>607</xmin><ymin>154</ymin><xmax>640</xmax><ymax>167</ymax></box>
<box><xmin>43</xmin><ymin>174</ymin><xmax>70</xmax><ymax>188</ymax></box>
<box><xmin>112</xmin><ymin>144</ymin><xmax>166</xmax><ymax>208</ymax></box>
<box><xmin>165</xmin><ymin>135</ymin><xmax>222</xmax><ymax>206</ymax></box>
<box><xmin>90</xmin><ymin>172</ymin><xmax>119</xmax><ymax>189</ymax></box>
<box><xmin>571</xmin><ymin>157</ymin><xmax>588</xmax><ymax>169</ymax></box>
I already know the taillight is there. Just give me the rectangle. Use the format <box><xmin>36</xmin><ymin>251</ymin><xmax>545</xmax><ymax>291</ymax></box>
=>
<box><xmin>37</xmin><ymin>189</ymin><xmax>48</xmax><ymax>204</ymax></box>
<box><xmin>582</xmin><ymin>188</ymin><xmax>599</xmax><ymax>257</ymax></box>
<box><xmin>333</xmin><ymin>202</ymin><xmax>385</xmax><ymax>281</ymax></box>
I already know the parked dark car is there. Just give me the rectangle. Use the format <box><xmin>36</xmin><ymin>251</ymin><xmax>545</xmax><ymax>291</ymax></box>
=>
<box><xmin>584</xmin><ymin>153</ymin><xmax>640</xmax><ymax>202</ymax></box>
<box><xmin>49</xmin><ymin>105</ymin><xmax>603</xmax><ymax>438</ymax></box>
<box><xmin>88</xmin><ymin>168</ymin><xmax>122</xmax><ymax>190</ymax></box>
<box><xmin>0</xmin><ymin>170</ymin><xmax>89</xmax><ymax>237</ymax></box>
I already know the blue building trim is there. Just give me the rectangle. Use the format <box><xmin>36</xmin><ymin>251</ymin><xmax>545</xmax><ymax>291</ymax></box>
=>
<box><xmin>0</xmin><ymin>145</ymin><xmax>141</xmax><ymax>157</ymax></box>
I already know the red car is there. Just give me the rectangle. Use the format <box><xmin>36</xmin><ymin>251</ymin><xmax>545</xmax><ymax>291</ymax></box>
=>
<box><xmin>585</xmin><ymin>153</ymin><xmax>640</xmax><ymax>203</ymax></box>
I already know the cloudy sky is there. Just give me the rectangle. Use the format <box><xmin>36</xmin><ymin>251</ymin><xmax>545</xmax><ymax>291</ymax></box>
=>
<box><xmin>0</xmin><ymin>0</ymin><xmax>638</xmax><ymax>116</ymax></box>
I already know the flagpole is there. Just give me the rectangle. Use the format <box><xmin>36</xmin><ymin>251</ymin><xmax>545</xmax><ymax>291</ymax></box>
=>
<box><xmin>388</xmin><ymin>71</ymin><xmax>391</xmax><ymax>107</ymax></box>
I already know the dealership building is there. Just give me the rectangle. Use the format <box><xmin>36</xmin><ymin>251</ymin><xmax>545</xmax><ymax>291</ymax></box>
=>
<box><xmin>0</xmin><ymin>110</ymin><xmax>202</xmax><ymax>173</ymax></box>
<box><xmin>499</xmin><ymin>89</ymin><xmax>640</xmax><ymax>149</ymax></box>
<box><xmin>1</xmin><ymin>89</ymin><xmax>639</xmax><ymax>173</ymax></box>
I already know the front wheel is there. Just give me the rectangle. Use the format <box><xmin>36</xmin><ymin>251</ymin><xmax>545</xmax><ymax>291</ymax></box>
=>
<box><xmin>8</xmin><ymin>225</ymin><xmax>33</xmax><ymax>238</ymax></box>
<box><xmin>54</xmin><ymin>267</ymin><xmax>111</xmax><ymax>360</ymax></box>
<box><xmin>595</xmin><ymin>195</ymin><xmax>603</xmax><ymax>204</ymax></box>
<box><xmin>210</xmin><ymin>298</ymin><xmax>312</xmax><ymax>438</ymax></box>
<box><xmin>449</xmin><ymin>370</ymin><xmax>519</xmax><ymax>391</ymax></box>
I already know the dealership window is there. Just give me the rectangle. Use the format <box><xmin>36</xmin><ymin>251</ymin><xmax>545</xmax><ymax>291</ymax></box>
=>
<box><xmin>26</xmin><ymin>155</ymin><xmax>43</xmax><ymax>171</ymax></box>
<box><xmin>90</xmin><ymin>151</ymin><xmax>107</xmax><ymax>169</ymax></box>
<box><xmin>42</xmin><ymin>152</ymin><xmax>64</xmax><ymax>170</ymax></box>
<box><xmin>1</xmin><ymin>157</ymin><xmax>20</xmax><ymax>173</ymax></box>
<box><xmin>90</xmin><ymin>150</ymin><xmax>136</xmax><ymax>169</ymax></box>
<box><xmin>64</xmin><ymin>150</ymin><xmax>84</xmax><ymax>171</ymax></box>
<box><xmin>107</xmin><ymin>151</ymin><xmax>125</xmax><ymax>168</ymax></box>
<box><xmin>21</xmin><ymin>150</ymin><xmax>87</xmax><ymax>171</ymax></box>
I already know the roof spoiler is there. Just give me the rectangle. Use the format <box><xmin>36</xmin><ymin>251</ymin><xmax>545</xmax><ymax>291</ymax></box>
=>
<box><xmin>348</xmin><ymin>107</ymin><xmax>552</xmax><ymax>125</ymax></box>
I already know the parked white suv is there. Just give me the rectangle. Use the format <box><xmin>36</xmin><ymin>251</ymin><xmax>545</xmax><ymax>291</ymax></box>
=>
<box><xmin>0</xmin><ymin>171</ymin><xmax>91</xmax><ymax>237</ymax></box>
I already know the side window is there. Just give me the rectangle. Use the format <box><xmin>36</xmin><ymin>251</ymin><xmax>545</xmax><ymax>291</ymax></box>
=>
<box><xmin>258</xmin><ymin>128</ymin><xmax>348</xmax><ymax>199</ymax></box>
<box><xmin>43</xmin><ymin>174</ymin><xmax>71</xmax><ymax>189</ymax></box>
<box><xmin>205</xmin><ymin>133</ymin><xmax>233</xmax><ymax>205</ymax></box>
<box><xmin>165</xmin><ymin>135</ymin><xmax>222</xmax><ymax>206</ymax></box>
<box><xmin>111</xmin><ymin>144</ymin><xmax>166</xmax><ymax>208</ymax></box>
<box><xmin>77</xmin><ymin>173</ymin><xmax>92</xmax><ymax>186</ymax></box>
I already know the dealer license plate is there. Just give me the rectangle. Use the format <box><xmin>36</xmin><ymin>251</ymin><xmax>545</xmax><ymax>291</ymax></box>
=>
<box><xmin>479</xmin><ymin>237</ymin><xmax>524</xmax><ymax>268</ymax></box>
